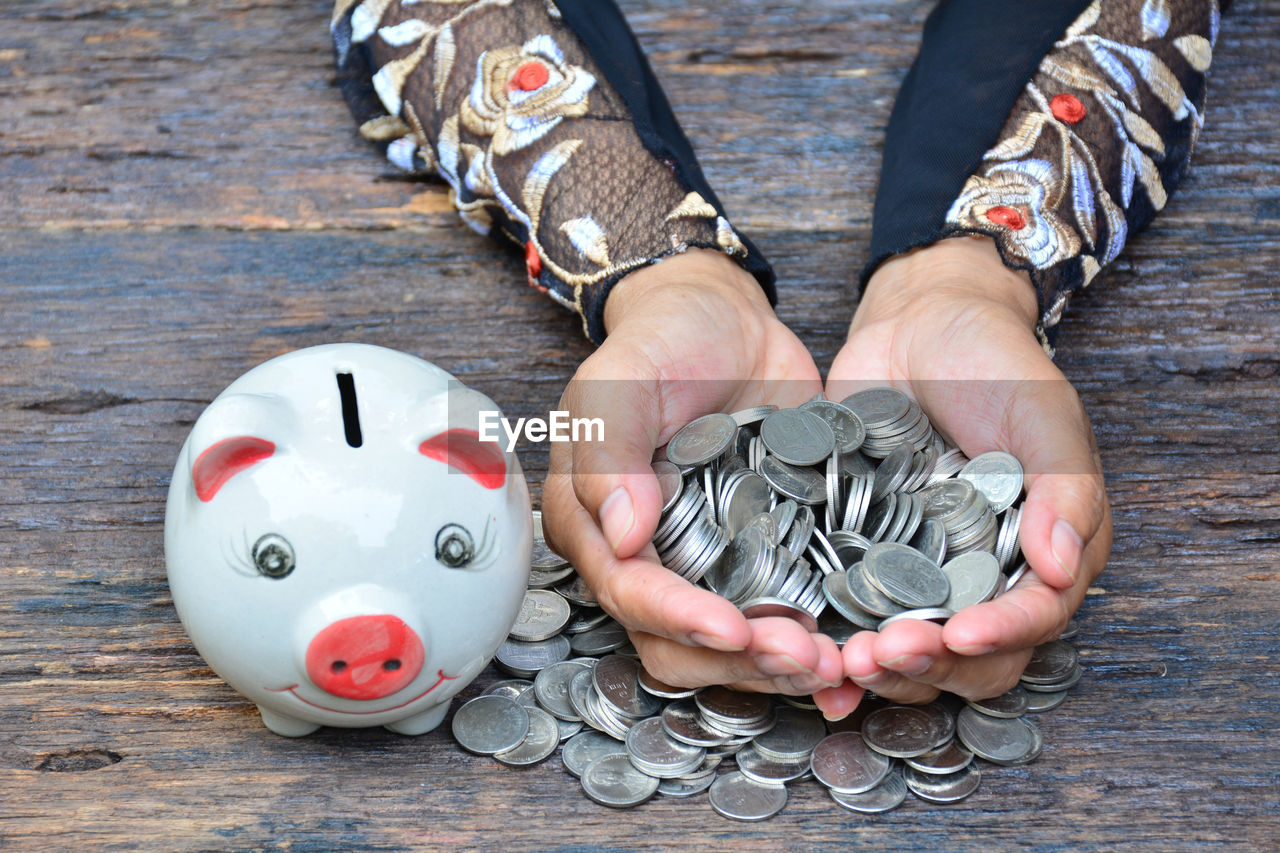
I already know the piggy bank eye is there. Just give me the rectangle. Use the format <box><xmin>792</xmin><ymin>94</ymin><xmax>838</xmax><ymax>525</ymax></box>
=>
<box><xmin>252</xmin><ymin>534</ymin><xmax>296</xmax><ymax>579</ymax></box>
<box><xmin>435</xmin><ymin>524</ymin><xmax>474</xmax><ymax>569</ymax></box>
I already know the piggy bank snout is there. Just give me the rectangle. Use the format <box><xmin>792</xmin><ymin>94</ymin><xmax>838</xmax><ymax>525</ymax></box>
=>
<box><xmin>304</xmin><ymin>615</ymin><xmax>425</xmax><ymax>701</ymax></box>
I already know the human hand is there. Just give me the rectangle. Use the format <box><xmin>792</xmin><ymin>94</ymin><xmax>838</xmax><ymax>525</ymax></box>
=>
<box><xmin>541</xmin><ymin>249</ymin><xmax>858</xmax><ymax>714</ymax></box>
<box><xmin>826</xmin><ymin>236</ymin><xmax>1112</xmax><ymax>706</ymax></box>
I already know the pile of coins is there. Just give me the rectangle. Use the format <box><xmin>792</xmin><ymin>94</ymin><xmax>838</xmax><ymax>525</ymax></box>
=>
<box><xmin>449</xmin><ymin>388</ymin><xmax>1086</xmax><ymax>819</ymax></box>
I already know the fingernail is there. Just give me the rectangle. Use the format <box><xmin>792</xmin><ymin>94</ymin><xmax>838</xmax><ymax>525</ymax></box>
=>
<box><xmin>852</xmin><ymin>672</ymin><xmax>887</xmax><ymax>689</ymax></box>
<box><xmin>822</xmin><ymin>709</ymin><xmax>850</xmax><ymax>722</ymax></box>
<box><xmin>1051</xmin><ymin>518</ymin><xmax>1083</xmax><ymax>584</ymax></box>
<box><xmin>948</xmin><ymin>643</ymin><xmax>996</xmax><ymax>656</ymax></box>
<box><xmin>689</xmin><ymin>631</ymin><xmax>746</xmax><ymax>653</ymax></box>
<box><xmin>881</xmin><ymin>653</ymin><xmax>932</xmax><ymax>675</ymax></box>
<box><xmin>600</xmin><ymin>487</ymin><xmax>634</xmax><ymax>553</ymax></box>
<box><xmin>754</xmin><ymin>653</ymin><xmax>810</xmax><ymax>677</ymax></box>
<box><xmin>786</xmin><ymin>673</ymin><xmax>829</xmax><ymax>694</ymax></box>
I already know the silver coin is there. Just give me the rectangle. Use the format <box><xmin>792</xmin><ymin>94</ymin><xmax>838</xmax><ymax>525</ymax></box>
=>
<box><xmin>564</xmin><ymin>606</ymin><xmax>610</xmax><ymax>635</ymax></box>
<box><xmin>861</xmin><ymin>493</ymin><xmax>897</xmax><ymax>542</ymax></box>
<box><xmin>721</xmin><ymin>471</ymin><xmax>773</xmax><ymax>536</ymax></box>
<box><xmin>652</xmin><ymin>459</ymin><xmax>684</xmax><ymax>513</ymax></box>
<box><xmin>594</xmin><ymin>655</ymin><xmax>662</xmax><ymax>719</ymax></box>
<box><xmin>666</xmin><ymin>413</ymin><xmax>738</xmax><ymax>468</ymax></box>
<box><xmin>1022</xmin><ymin>662</ymin><xmax>1083</xmax><ymax>693</ymax></box>
<box><xmin>809</xmin><ymin>732</ymin><xmax>891</xmax><ymax>794</ymax></box>
<box><xmin>904</xmin><ymin>763</ymin><xmax>981</xmax><ymax>803</ymax></box>
<box><xmin>905</xmin><ymin>739</ymin><xmax>975</xmax><ymax>775</ymax></box>
<box><xmin>823</xmin><ymin>571</ymin><xmax>887</xmax><ymax>629</ymax></box>
<box><xmin>451</xmin><ymin>695</ymin><xmax>530</xmax><ymax>755</ymax></box>
<box><xmin>751</xmin><ymin>707</ymin><xmax>827</xmax><ymax>763</ymax></box>
<box><xmin>568</xmin><ymin>667</ymin><xmax>603</xmax><ymax>730</ymax></box>
<box><xmin>580</xmin><ymin>752</ymin><xmax>660</xmax><ymax>808</ymax></box>
<box><xmin>800</xmin><ymin>399</ymin><xmax>866</xmax><ymax>455</ymax></box>
<box><xmin>740</xmin><ymin>596</ymin><xmax>819</xmax><ymax>633</ymax></box>
<box><xmin>844</xmin><ymin>563</ymin><xmax>907</xmax><ymax>619</ymax></box>
<box><xmin>877</xmin><ymin>607</ymin><xmax>953</xmax><ymax>629</ymax></box>
<box><xmin>527</xmin><ymin>565</ymin><xmax>575</xmax><ymax>589</ymax></box>
<box><xmin>562</xmin><ymin>731</ymin><xmax>627</xmax><ymax>777</ymax></box>
<box><xmin>1025</xmin><ymin>688</ymin><xmax>1069</xmax><ymax>712</ymax></box>
<box><xmin>959</xmin><ymin>451</ymin><xmax>1024</xmax><ymax>514</ymax></box>
<box><xmin>534</xmin><ymin>659</ymin><xmax>593</xmax><ymax>721</ymax></box>
<box><xmin>735</xmin><ymin>744</ymin><xmax>810</xmax><ymax>784</ymax></box>
<box><xmin>708</xmin><ymin>771</ymin><xmax>788</xmax><ymax>821</ymax></box>
<box><xmin>919</xmin><ymin>478</ymin><xmax>979</xmax><ymax>522</ymax></box>
<box><xmin>661</xmin><ymin>700</ymin><xmax>731</xmax><ymax>748</ymax></box>
<box><xmin>494</xmin><ymin>706</ymin><xmax>561</xmax><ymax>767</ymax></box>
<box><xmin>917</xmin><ymin>700</ymin><xmax>957</xmax><ymax>746</ymax></box>
<box><xmin>569</xmin><ymin>620</ymin><xmax>630</xmax><ymax>657</ymax></box>
<box><xmin>769</xmin><ymin>500</ymin><xmax>797</xmax><ymax>544</ymax></box>
<box><xmin>482</xmin><ymin>678</ymin><xmax>533</xmax><ymax>700</ymax></box>
<box><xmin>760</xmin><ymin>408</ymin><xmax>836</xmax><ymax>466</ymax></box>
<box><xmin>695</xmin><ymin>686</ymin><xmax>773</xmax><ymax>729</ymax></box>
<box><xmin>841</xmin><ymin>388</ymin><xmax>911</xmax><ymax>430</ymax></box>
<box><xmin>587</xmin><ymin>687</ymin><xmax>640</xmax><ymax>740</ymax></box>
<box><xmin>1060</xmin><ymin>618</ymin><xmax>1079</xmax><ymax>640</ymax></box>
<box><xmin>555</xmin><ymin>574</ymin><xmax>599</xmax><ymax>607</ymax></box>
<box><xmin>966</xmin><ymin>685</ymin><xmax>1030</xmax><ymax>719</ymax></box>
<box><xmin>626</xmin><ymin>716</ymin><xmax>707</xmax><ymax>778</ymax></box>
<box><xmin>759</xmin><ymin>455</ymin><xmax>827</xmax><ymax>505</ymax></box>
<box><xmin>509</xmin><ymin>588</ymin><xmax>572</xmax><ymax>642</ymax></box>
<box><xmin>731</xmin><ymin>404</ymin><xmax>778</xmax><ymax>428</ymax></box>
<box><xmin>658</xmin><ymin>773</ymin><xmax>717</xmax><ymax>798</ymax></box>
<box><xmin>828</xmin><ymin>767</ymin><xmax>908</xmax><ymax>813</ymax></box>
<box><xmin>864</xmin><ymin>542</ymin><xmax>950</xmax><ymax>608</ymax></box>
<box><xmin>1021</xmin><ymin>640</ymin><xmax>1080</xmax><ymax>684</ymax></box>
<box><xmin>941</xmin><ymin>551</ymin><xmax>1002</xmax><ymax>611</ymax></box>
<box><xmin>862</xmin><ymin>705</ymin><xmax>945</xmax><ymax>758</ymax></box>
<box><xmin>955</xmin><ymin>706</ymin><xmax>1040</xmax><ymax>764</ymax></box>
<box><xmin>870</xmin><ymin>442</ymin><xmax>915</xmax><ymax>502</ymax></box>
<box><xmin>495</xmin><ymin>635</ymin><xmax>571</xmax><ymax>677</ymax></box>
<box><xmin>638</xmin><ymin>665</ymin><xmax>700</xmax><ymax>700</ymax></box>
<box><xmin>710</xmin><ymin>525</ymin><xmax>772</xmax><ymax>603</ymax></box>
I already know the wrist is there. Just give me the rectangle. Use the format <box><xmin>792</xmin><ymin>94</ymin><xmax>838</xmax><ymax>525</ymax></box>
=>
<box><xmin>856</xmin><ymin>236</ymin><xmax>1039</xmax><ymax>333</ymax></box>
<box><xmin>604</xmin><ymin>249</ymin><xmax>771</xmax><ymax>336</ymax></box>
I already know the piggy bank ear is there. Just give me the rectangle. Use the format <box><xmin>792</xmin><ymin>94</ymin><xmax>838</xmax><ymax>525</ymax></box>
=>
<box><xmin>185</xmin><ymin>393</ymin><xmax>295</xmax><ymax>502</ymax></box>
<box><xmin>412</xmin><ymin>386</ymin><xmax>509</xmax><ymax>490</ymax></box>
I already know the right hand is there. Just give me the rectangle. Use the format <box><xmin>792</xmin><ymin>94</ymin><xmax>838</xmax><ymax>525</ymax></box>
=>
<box><xmin>541</xmin><ymin>249</ymin><xmax>860</xmax><ymax>717</ymax></box>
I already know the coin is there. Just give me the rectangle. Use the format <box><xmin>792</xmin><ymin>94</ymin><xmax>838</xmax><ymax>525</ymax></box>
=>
<box><xmin>904</xmin><ymin>763</ymin><xmax>981</xmax><ymax>803</ymax></box>
<box><xmin>735</xmin><ymin>744</ymin><xmax>810</xmax><ymax>784</ymax></box>
<box><xmin>751</xmin><ymin>707</ymin><xmax>827</xmax><ymax>763</ymax></box>
<box><xmin>495</xmin><ymin>706</ymin><xmax>561</xmax><ymax>767</ymax></box>
<box><xmin>877</xmin><ymin>607</ymin><xmax>953</xmax><ymax>629</ymax></box>
<box><xmin>662</xmin><ymin>700</ymin><xmax>731</xmax><ymax>748</ymax></box>
<box><xmin>761</xmin><ymin>408</ymin><xmax>836</xmax><ymax>466</ymax></box>
<box><xmin>870</xmin><ymin>442</ymin><xmax>915</xmax><ymax>502</ymax></box>
<box><xmin>626</xmin><ymin>716</ymin><xmax>707</xmax><ymax>778</ymax></box>
<box><xmin>638</xmin><ymin>665</ymin><xmax>700</xmax><ymax>700</ymax></box>
<box><xmin>652</xmin><ymin>459</ymin><xmax>684</xmax><ymax>513</ymax></box>
<box><xmin>828</xmin><ymin>767</ymin><xmax>908</xmax><ymax>813</ymax></box>
<box><xmin>495</xmin><ymin>635</ymin><xmax>571</xmax><ymax>677</ymax></box>
<box><xmin>959</xmin><ymin>451</ymin><xmax>1024</xmax><ymax>514</ymax></box>
<box><xmin>658</xmin><ymin>774</ymin><xmax>717</xmax><ymax>798</ymax></box>
<box><xmin>955</xmin><ymin>706</ymin><xmax>1040</xmax><ymax>764</ymax></box>
<box><xmin>741</xmin><ymin>596</ymin><xmax>820</xmax><ymax>633</ymax></box>
<box><xmin>561</xmin><ymin>731</ymin><xmax>627</xmax><ymax>778</ymax></box>
<box><xmin>708</xmin><ymin>771</ymin><xmax>788</xmax><ymax>821</ymax></box>
<box><xmin>759</xmin><ymin>456</ymin><xmax>827</xmax><ymax>505</ymax></box>
<box><xmin>731</xmin><ymin>404</ymin><xmax>777</xmax><ymax>428</ymax></box>
<box><xmin>580</xmin><ymin>752</ymin><xmax>661</xmax><ymax>808</ymax></box>
<box><xmin>1021</xmin><ymin>640</ymin><xmax>1079</xmax><ymax>684</ymax></box>
<box><xmin>509</xmin><ymin>588</ymin><xmax>572</xmax><ymax>642</ymax></box>
<box><xmin>451</xmin><ymin>695</ymin><xmax>530</xmax><ymax>755</ymax></box>
<box><xmin>800</xmin><ymin>399</ymin><xmax>866</xmax><ymax>455</ymax></box>
<box><xmin>1024</xmin><ymin>688</ymin><xmax>1069</xmax><ymax>713</ymax></box>
<box><xmin>904</xmin><ymin>739</ymin><xmax>975</xmax><ymax>775</ymax></box>
<box><xmin>862</xmin><ymin>705</ymin><xmax>944</xmax><ymax>758</ymax></box>
<box><xmin>940</xmin><ymin>551</ymin><xmax>1002</xmax><ymax>611</ymax></box>
<box><xmin>534</xmin><ymin>659</ymin><xmax>592</xmax><ymax>721</ymax></box>
<box><xmin>809</xmin><ymin>732</ymin><xmax>891</xmax><ymax>794</ymax></box>
<box><xmin>841</xmin><ymin>388</ymin><xmax>911</xmax><ymax>430</ymax></box>
<box><xmin>568</xmin><ymin>620</ymin><xmax>630</xmax><ymax>656</ymax></box>
<box><xmin>667</xmin><ymin>413</ymin><xmax>738</xmax><ymax>468</ymax></box>
<box><xmin>823</xmin><ymin>571</ymin><xmax>884</xmax><ymax>629</ymax></box>
<box><xmin>966</xmin><ymin>685</ymin><xmax>1030</xmax><ymax>719</ymax></box>
<box><xmin>482</xmin><ymin>678</ymin><xmax>533</xmax><ymax>700</ymax></box>
<box><xmin>864</xmin><ymin>542</ymin><xmax>950</xmax><ymax>608</ymax></box>
<box><xmin>721</xmin><ymin>471</ymin><xmax>773</xmax><ymax>536</ymax></box>
<box><xmin>594</xmin><ymin>655</ymin><xmax>662</xmax><ymax>719</ymax></box>
<box><xmin>844</xmin><ymin>563</ymin><xmax>906</xmax><ymax>619</ymax></box>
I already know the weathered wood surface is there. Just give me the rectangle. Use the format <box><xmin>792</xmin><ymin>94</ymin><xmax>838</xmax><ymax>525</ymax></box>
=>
<box><xmin>2</xmin><ymin>0</ymin><xmax>1278</xmax><ymax>849</ymax></box>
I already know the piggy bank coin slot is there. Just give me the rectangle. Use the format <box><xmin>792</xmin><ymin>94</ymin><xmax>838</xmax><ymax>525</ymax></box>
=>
<box><xmin>335</xmin><ymin>371</ymin><xmax>363</xmax><ymax>448</ymax></box>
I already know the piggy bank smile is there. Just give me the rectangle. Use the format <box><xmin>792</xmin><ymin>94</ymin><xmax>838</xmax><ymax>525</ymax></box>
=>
<box><xmin>165</xmin><ymin>344</ymin><xmax>532</xmax><ymax>737</ymax></box>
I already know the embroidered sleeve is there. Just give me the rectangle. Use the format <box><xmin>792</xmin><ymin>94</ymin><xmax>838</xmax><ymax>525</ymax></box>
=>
<box><xmin>944</xmin><ymin>0</ymin><xmax>1221</xmax><ymax>354</ymax></box>
<box><xmin>330</xmin><ymin>0</ymin><xmax>773</xmax><ymax>344</ymax></box>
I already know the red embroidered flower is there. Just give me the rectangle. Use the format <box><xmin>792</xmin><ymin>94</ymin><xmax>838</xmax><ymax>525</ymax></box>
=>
<box><xmin>1050</xmin><ymin>93</ymin><xmax>1086</xmax><ymax>124</ymax></box>
<box><xmin>525</xmin><ymin>240</ymin><xmax>545</xmax><ymax>288</ymax></box>
<box><xmin>986</xmin><ymin>206</ymin><xmax>1027</xmax><ymax>230</ymax></box>
<box><xmin>510</xmin><ymin>62</ymin><xmax>549</xmax><ymax>92</ymax></box>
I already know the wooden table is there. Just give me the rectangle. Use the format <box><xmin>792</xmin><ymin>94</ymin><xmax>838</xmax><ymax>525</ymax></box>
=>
<box><xmin>3</xmin><ymin>1</ymin><xmax>1277</xmax><ymax>848</ymax></box>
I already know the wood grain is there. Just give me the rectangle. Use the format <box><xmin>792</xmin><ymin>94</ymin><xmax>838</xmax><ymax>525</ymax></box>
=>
<box><xmin>2</xmin><ymin>0</ymin><xmax>1278</xmax><ymax>849</ymax></box>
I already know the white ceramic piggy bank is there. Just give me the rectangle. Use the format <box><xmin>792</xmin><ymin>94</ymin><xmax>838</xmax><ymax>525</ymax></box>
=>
<box><xmin>165</xmin><ymin>343</ymin><xmax>531</xmax><ymax>737</ymax></box>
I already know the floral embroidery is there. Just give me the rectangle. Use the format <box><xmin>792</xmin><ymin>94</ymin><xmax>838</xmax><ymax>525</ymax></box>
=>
<box><xmin>459</xmin><ymin>35</ymin><xmax>596</xmax><ymax>156</ymax></box>
<box><xmin>944</xmin><ymin>0</ymin><xmax>1217</xmax><ymax>354</ymax></box>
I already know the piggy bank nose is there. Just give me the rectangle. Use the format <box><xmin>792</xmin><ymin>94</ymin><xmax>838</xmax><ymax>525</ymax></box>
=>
<box><xmin>304</xmin><ymin>615</ymin><xmax>425</xmax><ymax>700</ymax></box>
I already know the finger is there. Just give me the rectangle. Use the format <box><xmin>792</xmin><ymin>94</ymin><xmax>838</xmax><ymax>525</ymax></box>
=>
<box><xmin>841</xmin><ymin>629</ymin><xmax>941</xmax><ymax>705</ymax></box>
<box><xmin>941</xmin><ymin>572</ymin><xmax>1075</xmax><ymax>655</ymax></box>
<box><xmin>1001</xmin><ymin>377</ymin><xmax>1111</xmax><ymax>590</ymax></box>
<box><xmin>558</xmin><ymin>355</ymin><xmax>667</xmax><ymax>560</ymax></box>
<box><xmin>813</xmin><ymin>680</ymin><xmax>865</xmax><ymax>721</ymax></box>
<box><xmin>873</xmin><ymin>617</ymin><xmax>1032</xmax><ymax>701</ymax></box>
<box><xmin>633</xmin><ymin>630</ymin><xmax>833</xmax><ymax>695</ymax></box>
<box><xmin>542</xmin><ymin>457</ymin><xmax>751</xmax><ymax>653</ymax></box>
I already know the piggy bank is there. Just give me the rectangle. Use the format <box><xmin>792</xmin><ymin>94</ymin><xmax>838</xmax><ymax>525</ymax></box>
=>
<box><xmin>165</xmin><ymin>344</ymin><xmax>531</xmax><ymax>737</ymax></box>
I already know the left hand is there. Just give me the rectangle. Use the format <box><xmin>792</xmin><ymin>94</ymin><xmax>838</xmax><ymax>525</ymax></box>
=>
<box><xmin>825</xmin><ymin>236</ymin><xmax>1112</xmax><ymax>704</ymax></box>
